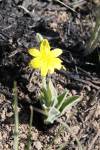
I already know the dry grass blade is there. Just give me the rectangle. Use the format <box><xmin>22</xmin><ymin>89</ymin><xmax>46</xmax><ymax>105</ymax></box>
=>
<box><xmin>88</xmin><ymin>129</ymin><xmax>100</xmax><ymax>150</ymax></box>
<box><xmin>84</xmin><ymin>4</ymin><xmax>100</xmax><ymax>55</ymax></box>
<box><xmin>55</xmin><ymin>0</ymin><xmax>77</xmax><ymax>13</ymax></box>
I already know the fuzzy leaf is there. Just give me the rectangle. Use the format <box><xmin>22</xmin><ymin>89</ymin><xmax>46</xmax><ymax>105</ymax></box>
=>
<box><xmin>55</xmin><ymin>91</ymin><xmax>68</xmax><ymax>110</ymax></box>
<box><xmin>39</xmin><ymin>92</ymin><xmax>45</xmax><ymax>105</ymax></box>
<box><xmin>36</xmin><ymin>33</ymin><xmax>43</xmax><ymax>47</ymax></box>
<box><xmin>43</xmin><ymin>87</ymin><xmax>50</xmax><ymax>107</ymax></box>
<box><xmin>47</xmin><ymin>79</ymin><xmax>58</xmax><ymax>107</ymax></box>
<box><xmin>59</xmin><ymin>96</ymin><xmax>83</xmax><ymax>115</ymax></box>
<box><xmin>46</xmin><ymin>107</ymin><xmax>60</xmax><ymax>123</ymax></box>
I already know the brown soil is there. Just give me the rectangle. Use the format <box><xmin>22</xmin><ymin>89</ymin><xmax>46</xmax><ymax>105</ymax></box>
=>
<box><xmin>0</xmin><ymin>0</ymin><xmax>100</xmax><ymax>150</ymax></box>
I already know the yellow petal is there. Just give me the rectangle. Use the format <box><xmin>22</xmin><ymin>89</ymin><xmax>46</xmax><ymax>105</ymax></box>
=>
<box><xmin>53</xmin><ymin>58</ymin><xmax>62</xmax><ymax>70</ymax></box>
<box><xmin>40</xmin><ymin>39</ymin><xmax>50</xmax><ymax>53</ymax></box>
<box><xmin>28</xmin><ymin>49</ymin><xmax>41</xmax><ymax>57</ymax></box>
<box><xmin>29</xmin><ymin>61</ymin><xmax>34</xmax><ymax>69</ymax></box>
<box><xmin>62</xmin><ymin>65</ymin><xmax>66</xmax><ymax>70</ymax></box>
<box><xmin>48</xmin><ymin>58</ymin><xmax>62</xmax><ymax>68</ymax></box>
<box><xmin>48</xmin><ymin>67</ymin><xmax>54</xmax><ymax>74</ymax></box>
<box><xmin>50</xmin><ymin>49</ymin><xmax>62</xmax><ymax>57</ymax></box>
<box><xmin>41</xmin><ymin>62</ymin><xmax>48</xmax><ymax>77</ymax></box>
<box><xmin>29</xmin><ymin>58</ymin><xmax>42</xmax><ymax>69</ymax></box>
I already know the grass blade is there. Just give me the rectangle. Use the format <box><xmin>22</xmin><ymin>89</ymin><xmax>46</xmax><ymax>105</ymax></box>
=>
<box><xmin>47</xmin><ymin>102</ymin><xmax>81</xmax><ymax>150</ymax></box>
<box><xmin>27</xmin><ymin>106</ymin><xmax>33</xmax><ymax>150</ymax></box>
<box><xmin>56</xmin><ymin>0</ymin><xmax>77</xmax><ymax>13</ymax></box>
<box><xmin>14</xmin><ymin>81</ymin><xmax>18</xmax><ymax>150</ymax></box>
<box><xmin>57</xmin><ymin>118</ymin><xmax>83</xmax><ymax>150</ymax></box>
<box><xmin>58</xmin><ymin>141</ymin><xmax>68</xmax><ymax>150</ymax></box>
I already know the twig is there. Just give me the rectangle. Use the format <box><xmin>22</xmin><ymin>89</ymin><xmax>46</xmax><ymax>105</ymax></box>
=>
<box><xmin>8</xmin><ymin>48</ymin><xmax>21</xmax><ymax>58</ymax></box>
<box><xmin>56</xmin><ymin>69</ymin><xmax>100</xmax><ymax>90</ymax></box>
<box><xmin>0</xmin><ymin>31</ymin><xmax>11</xmax><ymax>39</ymax></box>
<box><xmin>85</xmin><ymin>88</ymin><xmax>100</xmax><ymax>112</ymax></box>
<box><xmin>88</xmin><ymin>129</ymin><xmax>100</xmax><ymax>150</ymax></box>
<box><xmin>0</xmin><ymin>89</ymin><xmax>13</xmax><ymax>98</ymax></box>
<box><xmin>18</xmin><ymin>5</ymin><xmax>41</xmax><ymax>21</ymax></box>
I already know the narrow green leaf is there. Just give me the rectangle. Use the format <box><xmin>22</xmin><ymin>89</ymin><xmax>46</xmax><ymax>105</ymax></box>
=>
<box><xmin>48</xmin><ymin>79</ymin><xmax>58</xmax><ymax>101</ymax></box>
<box><xmin>47</xmin><ymin>79</ymin><xmax>58</xmax><ymax>107</ymax></box>
<box><xmin>39</xmin><ymin>92</ymin><xmax>45</xmax><ymax>105</ymax></box>
<box><xmin>14</xmin><ymin>81</ymin><xmax>18</xmax><ymax>150</ymax></box>
<box><xmin>56</xmin><ymin>119</ymin><xmax>83</xmax><ymax>150</ymax></box>
<box><xmin>43</xmin><ymin>87</ymin><xmax>49</xmax><ymax>107</ymax></box>
<box><xmin>55</xmin><ymin>91</ymin><xmax>68</xmax><ymax>110</ymax></box>
<box><xmin>58</xmin><ymin>141</ymin><xmax>68</xmax><ymax>150</ymax></box>
<box><xmin>27</xmin><ymin>106</ymin><xmax>33</xmax><ymax>150</ymax></box>
<box><xmin>60</xmin><ymin>96</ymin><xmax>83</xmax><ymax>115</ymax></box>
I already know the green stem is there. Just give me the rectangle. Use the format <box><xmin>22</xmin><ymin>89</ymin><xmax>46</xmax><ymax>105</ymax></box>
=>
<box><xmin>42</xmin><ymin>77</ymin><xmax>46</xmax><ymax>90</ymax></box>
<box><xmin>41</xmin><ymin>76</ymin><xmax>49</xmax><ymax>115</ymax></box>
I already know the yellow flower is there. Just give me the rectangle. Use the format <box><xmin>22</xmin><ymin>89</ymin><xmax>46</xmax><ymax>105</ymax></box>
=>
<box><xmin>28</xmin><ymin>39</ymin><xmax>65</xmax><ymax>77</ymax></box>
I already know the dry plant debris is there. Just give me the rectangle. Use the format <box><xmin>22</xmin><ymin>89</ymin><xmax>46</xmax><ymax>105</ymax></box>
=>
<box><xmin>0</xmin><ymin>0</ymin><xmax>100</xmax><ymax>149</ymax></box>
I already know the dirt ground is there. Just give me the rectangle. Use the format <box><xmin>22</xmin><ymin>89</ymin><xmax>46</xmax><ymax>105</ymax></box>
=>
<box><xmin>0</xmin><ymin>0</ymin><xmax>100</xmax><ymax>150</ymax></box>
